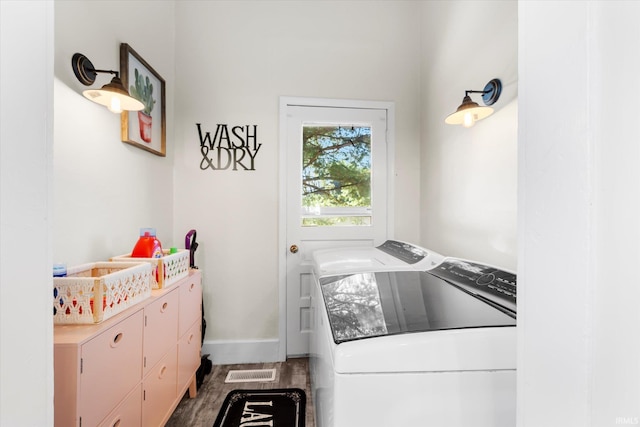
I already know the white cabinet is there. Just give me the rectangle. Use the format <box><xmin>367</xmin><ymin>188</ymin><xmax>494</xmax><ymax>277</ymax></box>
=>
<box><xmin>54</xmin><ymin>270</ymin><xmax>202</xmax><ymax>427</ymax></box>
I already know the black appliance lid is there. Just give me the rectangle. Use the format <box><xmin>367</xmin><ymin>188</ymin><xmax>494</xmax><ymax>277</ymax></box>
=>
<box><xmin>320</xmin><ymin>265</ymin><xmax>516</xmax><ymax>344</ymax></box>
<box><xmin>428</xmin><ymin>258</ymin><xmax>516</xmax><ymax>314</ymax></box>
<box><xmin>375</xmin><ymin>240</ymin><xmax>428</xmax><ymax>264</ymax></box>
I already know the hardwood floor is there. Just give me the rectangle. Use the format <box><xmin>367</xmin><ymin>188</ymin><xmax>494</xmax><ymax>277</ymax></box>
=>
<box><xmin>166</xmin><ymin>358</ymin><xmax>315</xmax><ymax>427</ymax></box>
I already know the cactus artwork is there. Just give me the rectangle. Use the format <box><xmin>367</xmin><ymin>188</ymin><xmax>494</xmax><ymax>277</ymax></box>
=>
<box><xmin>129</xmin><ymin>68</ymin><xmax>156</xmax><ymax>143</ymax></box>
<box><xmin>121</xmin><ymin>43</ymin><xmax>166</xmax><ymax>154</ymax></box>
<box><xmin>129</xmin><ymin>68</ymin><xmax>156</xmax><ymax>115</ymax></box>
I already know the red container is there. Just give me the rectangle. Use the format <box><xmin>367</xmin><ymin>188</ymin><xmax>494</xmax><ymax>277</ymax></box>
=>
<box><xmin>131</xmin><ymin>228</ymin><xmax>163</xmax><ymax>258</ymax></box>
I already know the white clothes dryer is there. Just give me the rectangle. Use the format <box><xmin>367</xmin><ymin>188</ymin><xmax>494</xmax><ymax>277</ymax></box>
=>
<box><xmin>312</xmin><ymin>239</ymin><xmax>445</xmax><ymax>277</ymax></box>
<box><xmin>309</xmin><ymin>257</ymin><xmax>517</xmax><ymax>427</ymax></box>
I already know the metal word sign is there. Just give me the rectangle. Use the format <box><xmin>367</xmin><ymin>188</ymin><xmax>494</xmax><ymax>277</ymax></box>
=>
<box><xmin>197</xmin><ymin>123</ymin><xmax>261</xmax><ymax>171</ymax></box>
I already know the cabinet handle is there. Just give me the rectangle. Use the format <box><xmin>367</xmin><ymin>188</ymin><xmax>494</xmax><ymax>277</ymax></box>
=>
<box><xmin>188</xmin><ymin>333</ymin><xmax>194</xmax><ymax>344</ymax></box>
<box><xmin>112</xmin><ymin>418</ymin><xmax>121</xmax><ymax>427</ymax></box>
<box><xmin>190</xmin><ymin>282</ymin><xmax>195</xmax><ymax>291</ymax></box>
<box><xmin>110</xmin><ymin>332</ymin><xmax>123</xmax><ymax>348</ymax></box>
<box><xmin>159</xmin><ymin>365</ymin><xmax>167</xmax><ymax>379</ymax></box>
<box><xmin>161</xmin><ymin>301</ymin><xmax>169</xmax><ymax>312</ymax></box>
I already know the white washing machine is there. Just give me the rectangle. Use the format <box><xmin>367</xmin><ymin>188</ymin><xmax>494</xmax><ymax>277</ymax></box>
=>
<box><xmin>312</xmin><ymin>240</ymin><xmax>445</xmax><ymax>277</ymax></box>
<box><xmin>309</xmin><ymin>257</ymin><xmax>517</xmax><ymax>427</ymax></box>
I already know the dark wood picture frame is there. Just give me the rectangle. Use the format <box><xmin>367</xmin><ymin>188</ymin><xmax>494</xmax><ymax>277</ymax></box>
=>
<box><xmin>120</xmin><ymin>43</ymin><xmax>166</xmax><ymax>157</ymax></box>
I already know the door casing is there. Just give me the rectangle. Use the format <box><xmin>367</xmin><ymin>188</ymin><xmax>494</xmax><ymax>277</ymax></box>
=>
<box><xmin>278</xmin><ymin>96</ymin><xmax>395</xmax><ymax>360</ymax></box>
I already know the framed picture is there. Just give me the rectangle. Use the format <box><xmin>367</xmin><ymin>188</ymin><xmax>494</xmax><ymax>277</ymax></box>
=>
<box><xmin>120</xmin><ymin>43</ymin><xmax>166</xmax><ymax>157</ymax></box>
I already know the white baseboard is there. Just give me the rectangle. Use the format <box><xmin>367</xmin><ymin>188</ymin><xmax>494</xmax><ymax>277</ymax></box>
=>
<box><xmin>202</xmin><ymin>339</ymin><xmax>284</xmax><ymax>365</ymax></box>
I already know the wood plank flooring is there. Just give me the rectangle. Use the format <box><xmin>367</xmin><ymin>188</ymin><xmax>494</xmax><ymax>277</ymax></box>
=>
<box><xmin>165</xmin><ymin>358</ymin><xmax>315</xmax><ymax>427</ymax></box>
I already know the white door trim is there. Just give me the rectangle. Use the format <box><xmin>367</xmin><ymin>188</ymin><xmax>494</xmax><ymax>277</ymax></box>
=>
<box><xmin>277</xmin><ymin>96</ymin><xmax>395</xmax><ymax>360</ymax></box>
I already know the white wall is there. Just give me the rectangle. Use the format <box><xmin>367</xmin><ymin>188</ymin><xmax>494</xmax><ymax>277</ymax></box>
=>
<box><xmin>518</xmin><ymin>1</ymin><xmax>640</xmax><ymax>425</ymax></box>
<box><xmin>53</xmin><ymin>1</ymin><xmax>176</xmax><ymax>266</ymax></box>
<box><xmin>5</xmin><ymin>1</ymin><xmax>639</xmax><ymax>425</ymax></box>
<box><xmin>420</xmin><ymin>1</ymin><xmax>518</xmax><ymax>271</ymax></box>
<box><xmin>173</xmin><ymin>1</ymin><xmax>423</xmax><ymax>360</ymax></box>
<box><xmin>591</xmin><ymin>3</ymin><xmax>640</xmax><ymax>422</ymax></box>
<box><xmin>0</xmin><ymin>1</ymin><xmax>54</xmax><ymax>425</ymax></box>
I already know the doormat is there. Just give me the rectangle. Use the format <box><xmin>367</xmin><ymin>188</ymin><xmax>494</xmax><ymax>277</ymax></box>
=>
<box><xmin>212</xmin><ymin>388</ymin><xmax>306</xmax><ymax>427</ymax></box>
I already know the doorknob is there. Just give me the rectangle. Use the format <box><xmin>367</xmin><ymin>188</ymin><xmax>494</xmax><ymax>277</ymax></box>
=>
<box><xmin>290</xmin><ymin>244</ymin><xmax>299</xmax><ymax>254</ymax></box>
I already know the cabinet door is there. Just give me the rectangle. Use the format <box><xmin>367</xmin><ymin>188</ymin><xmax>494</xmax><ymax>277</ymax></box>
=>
<box><xmin>79</xmin><ymin>311</ymin><xmax>143</xmax><ymax>427</ymax></box>
<box><xmin>142</xmin><ymin>346</ymin><xmax>178</xmax><ymax>427</ymax></box>
<box><xmin>179</xmin><ymin>273</ymin><xmax>202</xmax><ymax>337</ymax></box>
<box><xmin>98</xmin><ymin>384</ymin><xmax>142</xmax><ymax>427</ymax></box>
<box><xmin>144</xmin><ymin>288</ymin><xmax>178</xmax><ymax>376</ymax></box>
<box><xmin>178</xmin><ymin>320</ymin><xmax>201</xmax><ymax>394</ymax></box>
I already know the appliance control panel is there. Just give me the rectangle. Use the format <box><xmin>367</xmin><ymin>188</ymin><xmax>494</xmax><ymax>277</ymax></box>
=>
<box><xmin>427</xmin><ymin>258</ymin><xmax>517</xmax><ymax>316</ymax></box>
<box><xmin>376</xmin><ymin>240</ymin><xmax>428</xmax><ymax>265</ymax></box>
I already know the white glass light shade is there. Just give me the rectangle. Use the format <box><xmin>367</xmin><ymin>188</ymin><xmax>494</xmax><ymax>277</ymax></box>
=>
<box><xmin>82</xmin><ymin>76</ymin><xmax>144</xmax><ymax>113</ymax></box>
<box><xmin>445</xmin><ymin>95</ymin><xmax>494</xmax><ymax>127</ymax></box>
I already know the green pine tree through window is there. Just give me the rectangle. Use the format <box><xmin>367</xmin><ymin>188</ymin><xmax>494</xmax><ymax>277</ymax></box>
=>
<box><xmin>301</xmin><ymin>125</ymin><xmax>372</xmax><ymax>226</ymax></box>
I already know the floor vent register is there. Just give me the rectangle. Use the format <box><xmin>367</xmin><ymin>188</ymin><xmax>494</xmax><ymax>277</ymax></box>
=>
<box><xmin>224</xmin><ymin>368</ymin><xmax>277</xmax><ymax>383</ymax></box>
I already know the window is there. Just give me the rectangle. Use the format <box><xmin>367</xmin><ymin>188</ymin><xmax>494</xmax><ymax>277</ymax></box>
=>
<box><xmin>301</xmin><ymin>124</ymin><xmax>372</xmax><ymax>226</ymax></box>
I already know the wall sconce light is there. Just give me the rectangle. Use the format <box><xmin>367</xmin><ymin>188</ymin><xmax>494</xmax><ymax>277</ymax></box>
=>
<box><xmin>445</xmin><ymin>78</ymin><xmax>502</xmax><ymax>128</ymax></box>
<box><xmin>71</xmin><ymin>53</ymin><xmax>144</xmax><ymax>113</ymax></box>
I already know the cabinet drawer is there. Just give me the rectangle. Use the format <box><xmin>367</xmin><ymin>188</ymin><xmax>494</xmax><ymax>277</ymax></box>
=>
<box><xmin>179</xmin><ymin>274</ymin><xmax>201</xmax><ymax>337</ymax></box>
<box><xmin>142</xmin><ymin>346</ymin><xmax>178</xmax><ymax>427</ymax></box>
<box><xmin>98</xmin><ymin>384</ymin><xmax>142</xmax><ymax>427</ymax></box>
<box><xmin>144</xmin><ymin>288</ymin><xmax>178</xmax><ymax>376</ymax></box>
<box><xmin>178</xmin><ymin>320</ymin><xmax>201</xmax><ymax>393</ymax></box>
<box><xmin>79</xmin><ymin>311</ymin><xmax>143</xmax><ymax>427</ymax></box>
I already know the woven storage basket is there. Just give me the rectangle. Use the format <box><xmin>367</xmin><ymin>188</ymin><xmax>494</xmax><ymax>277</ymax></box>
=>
<box><xmin>110</xmin><ymin>249</ymin><xmax>189</xmax><ymax>289</ymax></box>
<box><xmin>53</xmin><ymin>262</ymin><xmax>152</xmax><ymax>325</ymax></box>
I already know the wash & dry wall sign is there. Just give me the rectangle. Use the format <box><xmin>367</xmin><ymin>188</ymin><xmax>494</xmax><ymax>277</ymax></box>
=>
<box><xmin>197</xmin><ymin>123</ymin><xmax>261</xmax><ymax>171</ymax></box>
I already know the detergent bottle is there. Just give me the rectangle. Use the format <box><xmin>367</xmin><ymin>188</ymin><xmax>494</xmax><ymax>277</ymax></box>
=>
<box><xmin>131</xmin><ymin>228</ymin><xmax>163</xmax><ymax>258</ymax></box>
